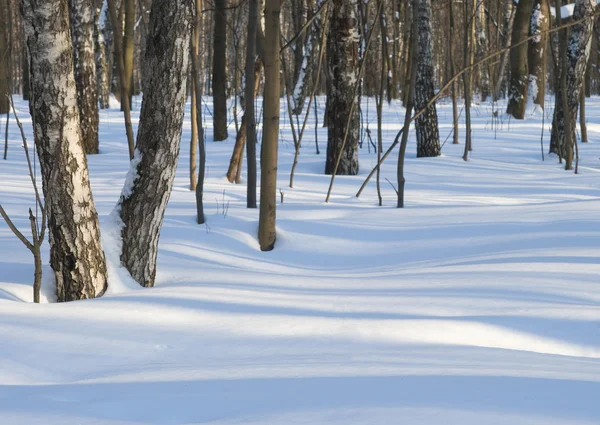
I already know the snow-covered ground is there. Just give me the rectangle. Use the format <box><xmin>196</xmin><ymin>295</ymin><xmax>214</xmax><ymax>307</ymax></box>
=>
<box><xmin>1</xmin><ymin>95</ymin><xmax>599</xmax><ymax>424</ymax></box>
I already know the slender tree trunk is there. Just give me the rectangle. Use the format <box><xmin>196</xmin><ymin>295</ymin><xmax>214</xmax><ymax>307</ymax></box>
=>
<box><xmin>96</xmin><ymin>1</ymin><xmax>110</xmax><ymax>109</ymax></box>
<box><xmin>246</xmin><ymin>0</ymin><xmax>259</xmax><ymax>208</ymax></box>
<box><xmin>528</xmin><ymin>0</ymin><xmax>550</xmax><ymax>108</ymax></box>
<box><xmin>122</xmin><ymin>0</ymin><xmax>135</xmax><ymax>108</ymax></box>
<box><xmin>258</xmin><ymin>0</ymin><xmax>281</xmax><ymax>251</ymax></box>
<box><xmin>0</xmin><ymin>0</ymin><xmax>9</xmax><ymax>114</ymax></box>
<box><xmin>33</xmin><ymin>247</ymin><xmax>42</xmax><ymax>303</ymax></box>
<box><xmin>22</xmin><ymin>43</ymin><xmax>30</xmax><ymax>101</ymax></box>
<box><xmin>376</xmin><ymin>0</ymin><xmax>385</xmax><ymax>206</ymax></box>
<box><xmin>475</xmin><ymin>0</ymin><xmax>489</xmax><ymax>100</ymax></box>
<box><xmin>226</xmin><ymin>60</ymin><xmax>262</xmax><ymax>183</ymax></box>
<box><xmin>107</xmin><ymin>0</ymin><xmax>135</xmax><ymax>159</ymax></box>
<box><xmin>414</xmin><ymin>0</ymin><xmax>440</xmax><ymax>158</ymax></box>
<box><xmin>190</xmin><ymin>61</ymin><xmax>198</xmax><ymax>191</ymax></box>
<box><xmin>69</xmin><ymin>0</ymin><xmax>100</xmax><ymax>154</ymax></box>
<box><xmin>101</xmin><ymin>0</ymin><xmax>114</xmax><ymax>99</ymax></box>
<box><xmin>22</xmin><ymin>0</ymin><xmax>108</xmax><ymax>301</ymax></box>
<box><xmin>494</xmin><ymin>1</ymin><xmax>515</xmax><ymax>100</ymax></box>
<box><xmin>291</xmin><ymin>0</ymin><xmax>306</xmax><ymax>89</ymax></box>
<box><xmin>449</xmin><ymin>0</ymin><xmax>459</xmax><ymax>144</ymax></box>
<box><xmin>292</xmin><ymin>0</ymin><xmax>319</xmax><ymax>116</ymax></box>
<box><xmin>191</xmin><ymin>0</ymin><xmax>206</xmax><ymax>224</ymax></box>
<box><xmin>118</xmin><ymin>0</ymin><xmax>192</xmax><ymax>287</ymax></box>
<box><xmin>397</xmin><ymin>11</ymin><xmax>418</xmax><ymax>208</ymax></box>
<box><xmin>580</xmin><ymin>89</ymin><xmax>588</xmax><ymax>143</ymax></box>
<box><xmin>506</xmin><ymin>0</ymin><xmax>535</xmax><ymax>119</ymax></box>
<box><xmin>462</xmin><ymin>0</ymin><xmax>475</xmax><ymax>160</ymax></box>
<box><xmin>213</xmin><ymin>0</ymin><xmax>229</xmax><ymax>141</ymax></box>
<box><xmin>325</xmin><ymin>0</ymin><xmax>360</xmax><ymax>176</ymax></box>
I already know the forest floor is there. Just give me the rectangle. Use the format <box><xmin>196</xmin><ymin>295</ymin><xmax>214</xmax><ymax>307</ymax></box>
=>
<box><xmin>0</xmin><ymin>95</ymin><xmax>599</xmax><ymax>424</ymax></box>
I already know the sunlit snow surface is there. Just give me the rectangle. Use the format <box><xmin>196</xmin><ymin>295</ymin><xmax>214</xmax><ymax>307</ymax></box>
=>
<box><xmin>1</xmin><ymin>95</ymin><xmax>599</xmax><ymax>424</ymax></box>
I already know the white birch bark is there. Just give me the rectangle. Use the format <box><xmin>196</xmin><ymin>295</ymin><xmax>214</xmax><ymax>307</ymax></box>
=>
<box><xmin>117</xmin><ymin>0</ymin><xmax>192</xmax><ymax>287</ymax></box>
<box><xmin>22</xmin><ymin>0</ymin><xmax>107</xmax><ymax>301</ymax></box>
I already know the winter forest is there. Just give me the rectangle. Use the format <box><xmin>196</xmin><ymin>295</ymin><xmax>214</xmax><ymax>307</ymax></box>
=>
<box><xmin>0</xmin><ymin>0</ymin><xmax>599</xmax><ymax>423</ymax></box>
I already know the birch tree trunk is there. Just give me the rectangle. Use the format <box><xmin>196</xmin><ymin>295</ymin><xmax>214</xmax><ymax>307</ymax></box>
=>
<box><xmin>506</xmin><ymin>0</ymin><xmax>535</xmax><ymax>119</ymax></box>
<box><xmin>527</xmin><ymin>0</ymin><xmax>550</xmax><ymax>108</ymax></box>
<box><xmin>494</xmin><ymin>1</ymin><xmax>515</xmax><ymax>100</ymax></box>
<box><xmin>292</xmin><ymin>0</ymin><xmax>320</xmax><ymax>116</ymax></box>
<box><xmin>22</xmin><ymin>0</ymin><xmax>107</xmax><ymax>301</ymax></box>
<box><xmin>475</xmin><ymin>1</ymin><xmax>490</xmax><ymax>100</ymax></box>
<box><xmin>118</xmin><ymin>0</ymin><xmax>192</xmax><ymax>287</ymax></box>
<box><xmin>550</xmin><ymin>0</ymin><xmax>595</xmax><ymax>166</ymax></box>
<box><xmin>69</xmin><ymin>0</ymin><xmax>100</xmax><ymax>154</ymax></box>
<box><xmin>414</xmin><ymin>0</ymin><xmax>440</xmax><ymax>158</ymax></box>
<box><xmin>325</xmin><ymin>0</ymin><xmax>360</xmax><ymax>176</ymax></box>
<box><xmin>213</xmin><ymin>0</ymin><xmax>229</xmax><ymax>141</ymax></box>
<box><xmin>258</xmin><ymin>0</ymin><xmax>281</xmax><ymax>251</ymax></box>
<box><xmin>95</xmin><ymin>1</ymin><xmax>110</xmax><ymax>110</ymax></box>
<box><xmin>101</xmin><ymin>0</ymin><xmax>114</xmax><ymax>104</ymax></box>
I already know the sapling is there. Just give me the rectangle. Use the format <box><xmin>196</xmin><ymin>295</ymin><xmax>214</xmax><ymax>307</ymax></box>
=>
<box><xmin>0</xmin><ymin>96</ymin><xmax>46</xmax><ymax>303</ymax></box>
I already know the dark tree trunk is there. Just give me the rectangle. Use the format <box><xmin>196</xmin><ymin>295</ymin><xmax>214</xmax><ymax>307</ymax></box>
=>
<box><xmin>325</xmin><ymin>0</ymin><xmax>360</xmax><ymax>176</ymax></box>
<box><xmin>22</xmin><ymin>44</ymin><xmax>30</xmax><ymax>101</ymax></box>
<box><xmin>0</xmin><ymin>0</ymin><xmax>9</xmax><ymax>114</ymax></box>
<box><xmin>69</xmin><ymin>0</ymin><xmax>100</xmax><ymax>154</ymax></box>
<box><xmin>449</xmin><ymin>0</ymin><xmax>459</xmax><ymax>144</ymax></box>
<box><xmin>22</xmin><ymin>0</ymin><xmax>108</xmax><ymax>301</ymax></box>
<box><xmin>397</xmin><ymin>3</ymin><xmax>418</xmax><ymax>208</ymax></box>
<box><xmin>506</xmin><ymin>0</ymin><xmax>535</xmax><ymax>119</ymax></box>
<box><xmin>414</xmin><ymin>0</ymin><xmax>440</xmax><ymax>158</ymax></box>
<box><xmin>246</xmin><ymin>0</ymin><xmax>259</xmax><ymax>208</ymax></box>
<box><xmin>580</xmin><ymin>89</ymin><xmax>588</xmax><ymax>143</ymax></box>
<box><xmin>191</xmin><ymin>0</ymin><xmax>206</xmax><ymax>224</ymax></box>
<box><xmin>118</xmin><ymin>0</ymin><xmax>192</xmax><ymax>287</ymax></box>
<box><xmin>462</xmin><ymin>0</ymin><xmax>475</xmax><ymax>160</ymax></box>
<box><xmin>212</xmin><ymin>0</ymin><xmax>228</xmax><ymax>141</ymax></box>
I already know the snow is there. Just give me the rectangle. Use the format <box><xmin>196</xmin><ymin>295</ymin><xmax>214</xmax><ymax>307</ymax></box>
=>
<box><xmin>1</xmin><ymin>94</ymin><xmax>600</xmax><ymax>424</ymax></box>
<box><xmin>550</xmin><ymin>3</ymin><xmax>576</xmax><ymax>18</ymax></box>
<box><xmin>98</xmin><ymin>1</ymin><xmax>108</xmax><ymax>30</ymax></box>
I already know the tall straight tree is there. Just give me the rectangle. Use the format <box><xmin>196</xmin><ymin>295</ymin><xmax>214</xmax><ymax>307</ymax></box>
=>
<box><xmin>122</xmin><ymin>0</ymin><xmax>135</xmax><ymax>108</ymax></box>
<box><xmin>69</xmin><ymin>0</ymin><xmax>100</xmax><ymax>154</ymax></box>
<box><xmin>95</xmin><ymin>0</ymin><xmax>110</xmax><ymax>110</ymax></box>
<box><xmin>117</xmin><ymin>0</ymin><xmax>192</xmax><ymax>287</ymax></box>
<box><xmin>258</xmin><ymin>0</ymin><xmax>281</xmax><ymax>251</ymax></box>
<box><xmin>245</xmin><ymin>0</ymin><xmax>259</xmax><ymax>208</ymax></box>
<box><xmin>506</xmin><ymin>0</ymin><xmax>535</xmax><ymax>119</ymax></box>
<box><xmin>0</xmin><ymin>0</ymin><xmax>9</xmax><ymax>114</ymax></box>
<box><xmin>414</xmin><ymin>0</ymin><xmax>440</xmax><ymax>158</ymax></box>
<box><xmin>22</xmin><ymin>0</ymin><xmax>108</xmax><ymax>301</ymax></box>
<box><xmin>325</xmin><ymin>0</ymin><xmax>360</xmax><ymax>176</ymax></box>
<box><xmin>212</xmin><ymin>0</ymin><xmax>228</xmax><ymax>141</ymax></box>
